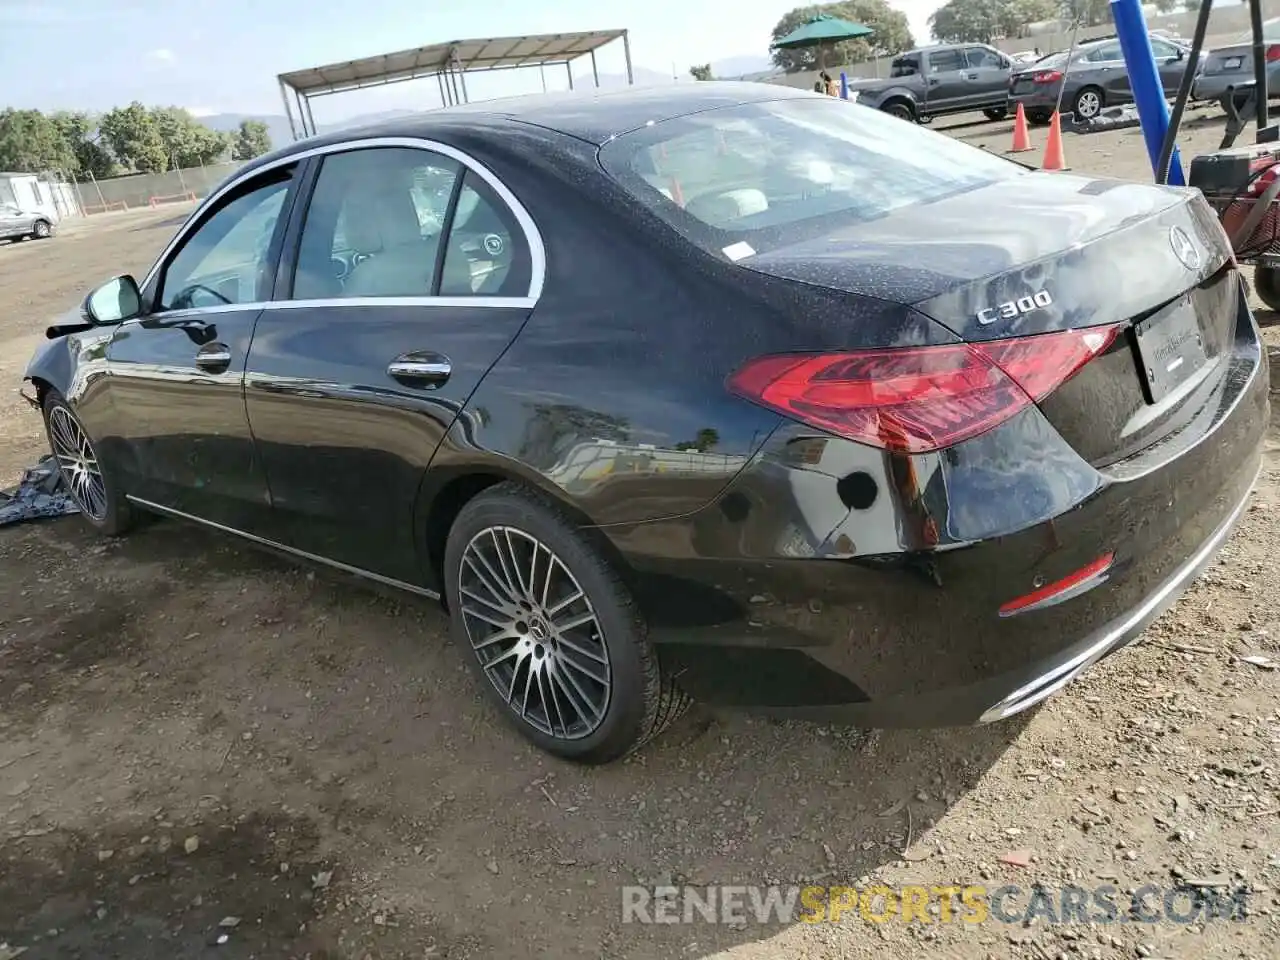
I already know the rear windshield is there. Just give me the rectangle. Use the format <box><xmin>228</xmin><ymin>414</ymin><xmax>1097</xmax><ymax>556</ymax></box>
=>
<box><xmin>598</xmin><ymin>97</ymin><xmax>1025</xmax><ymax>259</ymax></box>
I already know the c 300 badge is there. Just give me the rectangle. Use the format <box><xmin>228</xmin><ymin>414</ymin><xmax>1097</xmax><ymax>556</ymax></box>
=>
<box><xmin>975</xmin><ymin>290</ymin><xmax>1053</xmax><ymax>326</ymax></box>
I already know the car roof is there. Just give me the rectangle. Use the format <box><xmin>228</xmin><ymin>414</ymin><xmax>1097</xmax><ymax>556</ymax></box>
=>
<box><xmin>242</xmin><ymin>81</ymin><xmax>814</xmax><ymax>179</ymax></box>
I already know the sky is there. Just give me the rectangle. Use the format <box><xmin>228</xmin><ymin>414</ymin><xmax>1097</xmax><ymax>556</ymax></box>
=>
<box><xmin>0</xmin><ymin>0</ymin><xmax>944</xmax><ymax>122</ymax></box>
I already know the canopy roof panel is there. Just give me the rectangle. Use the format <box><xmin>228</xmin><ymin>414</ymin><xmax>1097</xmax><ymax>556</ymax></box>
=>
<box><xmin>279</xmin><ymin>29</ymin><xmax>627</xmax><ymax>95</ymax></box>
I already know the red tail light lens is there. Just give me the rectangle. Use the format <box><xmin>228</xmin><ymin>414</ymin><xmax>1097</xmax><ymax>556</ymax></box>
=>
<box><xmin>1033</xmin><ymin>70</ymin><xmax>1063</xmax><ymax>84</ymax></box>
<box><xmin>727</xmin><ymin>326</ymin><xmax>1120</xmax><ymax>454</ymax></box>
<box><xmin>1267</xmin><ymin>45</ymin><xmax>1280</xmax><ymax>63</ymax></box>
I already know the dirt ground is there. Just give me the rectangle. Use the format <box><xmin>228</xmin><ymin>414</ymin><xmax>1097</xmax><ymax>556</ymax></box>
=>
<box><xmin>2</xmin><ymin>107</ymin><xmax>1280</xmax><ymax>960</ymax></box>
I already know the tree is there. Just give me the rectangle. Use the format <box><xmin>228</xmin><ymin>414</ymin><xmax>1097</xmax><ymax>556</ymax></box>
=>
<box><xmin>929</xmin><ymin>0</ymin><xmax>1004</xmax><ymax>42</ymax></box>
<box><xmin>49</xmin><ymin>111</ymin><xmax>116</xmax><ymax>178</ymax></box>
<box><xmin>929</xmin><ymin>0</ymin><xmax>1057</xmax><ymax>43</ymax></box>
<box><xmin>232</xmin><ymin>120</ymin><xmax>272</xmax><ymax>160</ymax></box>
<box><xmin>998</xmin><ymin>0</ymin><xmax>1058</xmax><ymax>38</ymax></box>
<box><xmin>0</xmin><ymin>108</ymin><xmax>76</xmax><ymax>173</ymax></box>
<box><xmin>151</xmin><ymin>107</ymin><xmax>229</xmax><ymax>168</ymax></box>
<box><xmin>770</xmin><ymin>1</ymin><xmax>914</xmax><ymax>72</ymax></box>
<box><xmin>99</xmin><ymin>102</ymin><xmax>168</xmax><ymax>173</ymax></box>
<box><xmin>1060</xmin><ymin>0</ymin><xmax>1111</xmax><ymax>26</ymax></box>
<box><xmin>689</xmin><ymin>64</ymin><xmax>714</xmax><ymax>81</ymax></box>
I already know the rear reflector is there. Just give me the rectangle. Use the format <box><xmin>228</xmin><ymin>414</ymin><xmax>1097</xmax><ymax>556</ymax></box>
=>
<box><xmin>727</xmin><ymin>325</ymin><xmax>1120</xmax><ymax>454</ymax></box>
<box><xmin>998</xmin><ymin>552</ymin><xmax>1115</xmax><ymax>617</ymax></box>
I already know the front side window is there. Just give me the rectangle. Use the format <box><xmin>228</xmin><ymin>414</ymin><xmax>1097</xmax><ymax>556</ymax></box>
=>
<box><xmin>1150</xmin><ymin>39</ymin><xmax>1178</xmax><ymax>58</ymax></box>
<box><xmin>292</xmin><ymin>147</ymin><xmax>461</xmax><ymax>300</ymax></box>
<box><xmin>157</xmin><ymin>170</ymin><xmax>291</xmax><ymax>311</ymax></box>
<box><xmin>599</xmin><ymin>97</ymin><xmax>1024</xmax><ymax>259</ymax></box>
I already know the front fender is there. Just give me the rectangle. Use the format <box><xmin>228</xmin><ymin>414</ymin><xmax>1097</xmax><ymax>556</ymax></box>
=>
<box><xmin>861</xmin><ymin>85</ymin><xmax>920</xmax><ymax>110</ymax></box>
<box><xmin>23</xmin><ymin>319</ymin><xmax>115</xmax><ymax>411</ymax></box>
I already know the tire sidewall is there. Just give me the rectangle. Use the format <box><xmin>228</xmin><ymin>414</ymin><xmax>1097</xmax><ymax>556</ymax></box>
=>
<box><xmin>41</xmin><ymin>393</ymin><xmax>128</xmax><ymax>535</ymax></box>
<box><xmin>443</xmin><ymin>488</ymin><xmax>653</xmax><ymax>761</ymax></box>
<box><xmin>883</xmin><ymin>102</ymin><xmax>914</xmax><ymax>122</ymax></box>
<box><xmin>32</xmin><ymin>220</ymin><xmax>50</xmax><ymax>239</ymax></box>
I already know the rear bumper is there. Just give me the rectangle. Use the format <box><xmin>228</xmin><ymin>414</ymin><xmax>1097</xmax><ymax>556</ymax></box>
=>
<box><xmin>604</xmin><ymin>282</ymin><xmax>1269</xmax><ymax>728</ymax></box>
<box><xmin>1009</xmin><ymin>90</ymin><xmax>1059</xmax><ymax>112</ymax></box>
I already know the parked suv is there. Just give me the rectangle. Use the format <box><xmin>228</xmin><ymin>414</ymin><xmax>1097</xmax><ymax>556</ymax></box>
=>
<box><xmin>847</xmin><ymin>43</ymin><xmax>1013</xmax><ymax>123</ymax></box>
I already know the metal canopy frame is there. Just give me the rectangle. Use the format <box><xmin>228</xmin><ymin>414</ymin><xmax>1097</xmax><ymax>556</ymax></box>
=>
<box><xmin>277</xmin><ymin>28</ymin><xmax>634</xmax><ymax>140</ymax></box>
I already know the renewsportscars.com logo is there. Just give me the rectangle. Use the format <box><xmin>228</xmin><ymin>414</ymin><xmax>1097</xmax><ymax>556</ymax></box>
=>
<box><xmin>621</xmin><ymin>883</ymin><xmax>1250</xmax><ymax>926</ymax></box>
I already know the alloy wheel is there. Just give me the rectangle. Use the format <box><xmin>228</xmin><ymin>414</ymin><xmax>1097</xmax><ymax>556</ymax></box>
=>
<box><xmin>1075</xmin><ymin>90</ymin><xmax>1101</xmax><ymax>119</ymax></box>
<box><xmin>458</xmin><ymin>525</ymin><xmax>612</xmax><ymax>740</ymax></box>
<box><xmin>48</xmin><ymin>406</ymin><xmax>108</xmax><ymax>521</ymax></box>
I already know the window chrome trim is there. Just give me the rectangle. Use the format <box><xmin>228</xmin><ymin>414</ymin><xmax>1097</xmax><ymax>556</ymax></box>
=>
<box><xmin>138</xmin><ymin>135</ymin><xmax>546</xmax><ymax>309</ymax></box>
<box><xmin>125</xmin><ymin>495</ymin><xmax>441</xmax><ymax>600</ymax></box>
<box><xmin>123</xmin><ymin>296</ymin><xmax>536</xmax><ymax>326</ymax></box>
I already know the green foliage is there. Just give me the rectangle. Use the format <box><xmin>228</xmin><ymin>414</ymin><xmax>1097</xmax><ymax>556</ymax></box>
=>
<box><xmin>232</xmin><ymin>120</ymin><xmax>272</xmax><ymax>160</ymax></box>
<box><xmin>689</xmin><ymin>64</ymin><xmax>714</xmax><ymax>81</ymax></box>
<box><xmin>771</xmin><ymin>1</ymin><xmax>915</xmax><ymax>72</ymax></box>
<box><xmin>1060</xmin><ymin>0</ymin><xmax>1111</xmax><ymax>26</ymax></box>
<box><xmin>99</xmin><ymin>102</ymin><xmax>169</xmax><ymax>173</ymax></box>
<box><xmin>0</xmin><ymin>108</ymin><xmax>77</xmax><ymax>173</ymax></box>
<box><xmin>151</xmin><ymin>106</ymin><xmax>231</xmax><ymax>168</ymax></box>
<box><xmin>49</xmin><ymin>111</ymin><xmax>115</xmax><ymax>178</ymax></box>
<box><xmin>929</xmin><ymin>0</ymin><xmax>1058</xmax><ymax>43</ymax></box>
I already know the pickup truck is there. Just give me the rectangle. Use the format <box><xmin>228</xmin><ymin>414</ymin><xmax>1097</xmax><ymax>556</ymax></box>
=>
<box><xmin>847</xmin><ymin>43</ymin><xmax>1014</xmax><ymax>123</ymax></box>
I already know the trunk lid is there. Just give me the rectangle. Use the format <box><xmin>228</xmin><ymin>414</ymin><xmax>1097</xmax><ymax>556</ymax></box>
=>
<box><xmin>1201</xmin><ymin>44</ymin><xmax>1253</xmax><ymax>74</ymax></box>
<box><xmin>742</xmin><ymin>172</ymin><xmax>1240</xmax><ymax>467</ymax></box>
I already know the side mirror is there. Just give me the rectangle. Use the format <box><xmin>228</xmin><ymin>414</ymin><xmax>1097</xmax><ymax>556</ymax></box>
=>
<box><xmin>1001</xmin><ymin>57</ymin><xmax>1012</xmax><ymax>69</ymax></box>
<box><xmin>1173</xmin><ymin>48</ymin><xmax>1185</xmax><ymax>61</ymax></box>
<box><xmin>83</xmin><ymin>275</ymin><xmax>142</xmax><ymax>326</ymax></box>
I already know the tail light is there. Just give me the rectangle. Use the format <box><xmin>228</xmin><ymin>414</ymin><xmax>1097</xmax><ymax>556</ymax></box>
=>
<box><xmin>1267</xmin><ymin>45</ymin><xmax>1280</xmax><ymax>63</ymax></box>
<box><xmin>1033</xmin><ymin>70</ymin><xmax>1063</xmax><ymax>84</ymax></box>
<box><xmin>727</xmin><ymin>326</ymin><xmax>1120</xmax><ymax>454</ymax></box>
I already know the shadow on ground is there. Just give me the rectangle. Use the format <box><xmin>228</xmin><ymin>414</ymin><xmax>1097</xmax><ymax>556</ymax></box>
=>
<box><xmin>0</xmin><ymin>516</ymin><xmax>1025</xmax><ymax>958</ymax></box>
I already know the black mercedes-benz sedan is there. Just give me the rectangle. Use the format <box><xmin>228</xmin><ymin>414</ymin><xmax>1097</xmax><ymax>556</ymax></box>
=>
<box><xmin>22</xmin><ymin>83</ymin><xmax>1267</xmax><ymax>764</ymax></box>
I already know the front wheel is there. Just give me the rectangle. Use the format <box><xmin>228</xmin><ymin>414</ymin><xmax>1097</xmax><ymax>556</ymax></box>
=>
<box><xmin>881</xmin><ymin>100</ymin><xmax>915</xmax><ymax>122</ymax></box>
<box><xmin>444</xmin><ymin>483</ymin><xmax>690</xmax><ymax>764</ymax></box>
<box><xmin>983</xmin><ymin>107</ymin><xmax>1008</xmax><ymax>121</ymax></box>
<box><xmin>42</xmin><ymin>392</ymin><xmax>132</xmax><ymax>536</ymax></box>
<box><xmin>1255</xmin><ymin>265</ymin><xmax>1280</xmax><ymax>312</ymax></box>
<box><xmin>1073</xmin><ymin>86</ymin><xmax>1104</xmax><ymax>121</ymax></box>
<box><xmin>31</xmin><ymin>220</ymin><xmax>51</xmax><ymax>239</ymax></box>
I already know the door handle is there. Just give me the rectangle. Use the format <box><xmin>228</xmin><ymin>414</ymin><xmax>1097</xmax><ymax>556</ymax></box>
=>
<box><xmin>388</xmin><ymin>352</ymin><xmax>451</xmax><ymax>388</ymax></box>
<box><xmin>928</xmin><ymin>78</ymin><xmax>940</xmax><ymax>86</ymax></box>
<box><xmin>965</xmin><ymin>72</ymin><xmax>979</xmax><ymax>80</ymax></box>
<box><xmin>195</xmin><ymin>342</ymin><xmax>232</xmax><ymax>372</ymax></box>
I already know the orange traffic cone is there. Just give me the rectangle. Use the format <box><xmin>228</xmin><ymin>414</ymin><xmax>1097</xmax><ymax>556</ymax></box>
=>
<box><xmin>1041</xmin><ymin>111</ymin><xmax>1067</xmax><ymax>171</ymax></box>
<box><xmin>1010</xmin><ymin>103</ymin><xmax>1033</xmax><ymax>153</ymax></box>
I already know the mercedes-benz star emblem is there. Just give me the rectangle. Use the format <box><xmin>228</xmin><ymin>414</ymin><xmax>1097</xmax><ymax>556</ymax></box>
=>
<box><xmin>1169</xmin><ymin>225</ymin><xmax>1201</xmax><ymax>271</ymax></box>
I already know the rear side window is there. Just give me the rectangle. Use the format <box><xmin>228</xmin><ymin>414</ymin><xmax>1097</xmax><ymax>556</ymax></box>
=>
<box><xmin>890</xmin><ymin>56</ymin><xmax>919</xmax><ymax>77</ymax></box>
<box><xmin>599</xmin><ymin>97</ymin><xmax>1024</xmax><ymax>259</ymax></box>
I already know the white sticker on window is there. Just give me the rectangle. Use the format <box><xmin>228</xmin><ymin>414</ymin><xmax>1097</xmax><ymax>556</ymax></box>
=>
<box><xmin>722</xmin><ymin>241</ymin><xmax>755</xmax><ymax>261</ymax></box>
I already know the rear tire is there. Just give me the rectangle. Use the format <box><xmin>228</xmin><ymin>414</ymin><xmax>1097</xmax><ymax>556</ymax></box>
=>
<box><xmin>881</xmin><ymin>100</ymin><xmax>915</xmax><ymax>122</ymax></box>
<box><xmin>1254</xmin><ymin>265</ymin><xmax>1280</xmax><ymax>312</ymax></box>
<box><xmin>1027</xmin><ymin>109</ymin><xmax>1053</xmax><ymax>126</ymax></box>
<box><xmin>983</xmin><ymin>107</ymin><xmax>1008</xmax><ymax>121</ymax></box>
<box><xmin>1072</xmin><ymin>86</ymin><xmax>1104</xmax><ymax>121</ymax></box>
<box><xmin>41</xmin><ymin>392</ymin><xmax>133</xmax><ymax>536</ymax></box>
<box><xmin>443</xmin><ymin>483</ymin><xmax>690</xmax><ymax>764</ymax></box>
<box><xmin>31</xmin><ymin>220</ymin><xmax>51</xmax><ymax>239</ymax></box>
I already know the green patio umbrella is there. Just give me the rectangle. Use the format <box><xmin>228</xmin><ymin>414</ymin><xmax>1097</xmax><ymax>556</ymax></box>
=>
<box><xmin>772</xmin><ymin>13</ymin><xmax>874</xmax><ymax>71</ymax></box>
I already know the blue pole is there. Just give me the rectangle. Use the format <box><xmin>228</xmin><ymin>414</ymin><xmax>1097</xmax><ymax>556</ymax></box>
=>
<box><xmin>840</xmin><ymin>72</ymin><xmax>849</xmax><ymax>99</ymax></box>
<box><xmin>1110</xmin><ymin>0</ymin><xmax>1185</xmax><ymax>185</ymax></box>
